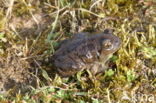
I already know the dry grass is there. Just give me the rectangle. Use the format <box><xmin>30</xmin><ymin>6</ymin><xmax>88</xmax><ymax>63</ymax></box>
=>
<box><xmin>0</xmin><ymin>0</ymin><xmax>156</xmax><ymax>102</ymax></box>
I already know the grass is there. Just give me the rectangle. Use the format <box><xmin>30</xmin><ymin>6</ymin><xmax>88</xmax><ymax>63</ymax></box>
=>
<box><xmin>0</xmin><ymin>0</ymin><xmax>156</xmax><ymax>102</ymax></box>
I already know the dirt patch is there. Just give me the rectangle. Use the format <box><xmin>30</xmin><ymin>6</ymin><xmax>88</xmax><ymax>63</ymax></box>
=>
<box><xmin>0</xmin><ymin>43</ymin><xmax>37</xmax><ymax>95</ymax></box>
<box><xmin>9</xmin><ymin>11</ymin><xmax>52</xmax><ymax>38</ymax></box>
<box><xmin>0</xmin><ymin>8</ymin><xmax>54</xmax><ymax>94</ymax></box>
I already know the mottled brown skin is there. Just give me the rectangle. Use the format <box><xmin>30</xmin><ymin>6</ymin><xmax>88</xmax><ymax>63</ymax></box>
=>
<box><xmin>51</xmin><ymin>29</ymin><xmax>121</xmax><ymax>77</ymax></box>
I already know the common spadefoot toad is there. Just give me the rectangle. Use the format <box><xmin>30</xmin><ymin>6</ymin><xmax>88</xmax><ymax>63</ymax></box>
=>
<box><xmin>51</xmin><ymin>29</ymin><xmax>121</xmax><ymax>77</ymax></box>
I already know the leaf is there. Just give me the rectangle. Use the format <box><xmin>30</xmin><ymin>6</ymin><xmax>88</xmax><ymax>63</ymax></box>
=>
<box><xmin>0</xmin><ymin>32</ymin><xmax>4</xmax><ymax>39</ymax></box>
<box><xmin>74</xmin><ymin>92</ymin><xmax>87</xmax><ymax>96</ymax></box>
<box><xmin>105</xmin><ymin>69</ymin><xmax>115</xmax><ymax>77</ymax></box>
<box><xmin>110</xmin><ymin>55</ymin><xmax>118</xmax><ymax>62</ymax></box>
<box><xmin>41</xmin><ymin>69</ymin><xmax>52</xmax><ymax>81</ymax></box>
<box><xmin>141</xmin><ymin>47</ymin><xmax>156</xmax><ymax>58</ymax></box>
<box><xmin>92</xmin><ymin>98</ymin><xmax>100</xmax><ymax>103</ymax></box>
<box><xmin>126</xmin><ymin>70</ymin><xmax>136</xmax><ymax>82</ymax></box>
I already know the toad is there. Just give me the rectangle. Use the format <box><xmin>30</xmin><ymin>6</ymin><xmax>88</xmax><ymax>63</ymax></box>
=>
<box><xmin>51</xmin><ymin>29</ymin><xmax>121</xmax><ymax>77</ymax></box>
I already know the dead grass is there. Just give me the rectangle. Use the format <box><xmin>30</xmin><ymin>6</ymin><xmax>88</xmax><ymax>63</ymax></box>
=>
<box><xmin>0</xmin><ymin>0</ymin><xmax>156</xmax><ymax>102</ymax></box>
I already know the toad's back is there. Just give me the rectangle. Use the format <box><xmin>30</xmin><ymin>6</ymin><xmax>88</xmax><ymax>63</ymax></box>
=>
<box><xmin>51</xmin><ymin>30</ymin><xmax>121</xmax><ymax>77</ymax></box>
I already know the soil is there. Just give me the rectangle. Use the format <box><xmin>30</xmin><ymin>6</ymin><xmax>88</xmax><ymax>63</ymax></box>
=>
<box><xmin>0</xmin><ymin>53</ymin><xmax>36</xmax><ymax>94</ymax></box>
<box><xmin>0</xmin><ymin>11</ymin><xmax>52</xmax><ymax>94</ymax></box>
<box><xmin>9</xmin><ymin>11</ymin><xmax>52</xmax><ymax>38</ymax></box>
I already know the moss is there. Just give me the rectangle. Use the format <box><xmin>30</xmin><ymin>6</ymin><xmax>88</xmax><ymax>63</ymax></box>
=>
<box><xmin>0</xmin><ymin>0</ymin><xmax>156</xmax><ymax>102</ymax></box>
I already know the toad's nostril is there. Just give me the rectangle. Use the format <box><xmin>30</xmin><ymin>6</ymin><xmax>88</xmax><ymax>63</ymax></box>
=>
<box><xmin>114</xmin><ymin>38</ymin><xmax>120</xmax><ymax>43</ymax></box>
<box><xmin>115</xmin><ymin>39</ymin><xmax>121</xmax><ymax>47</ymax></box>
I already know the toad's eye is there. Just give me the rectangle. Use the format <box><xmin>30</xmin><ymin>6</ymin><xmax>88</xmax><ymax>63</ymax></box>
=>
<box><xmin>102</xmin><ymin>40</ymin><xmax>113</xmax><ymax>50</ymax></box>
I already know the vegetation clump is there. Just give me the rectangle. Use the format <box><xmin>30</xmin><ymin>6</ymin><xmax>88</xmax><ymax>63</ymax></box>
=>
<box><xmin>0</xmin><ymin>0</ymin><xmax>156</xmax><ymax>102</ymax></box>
